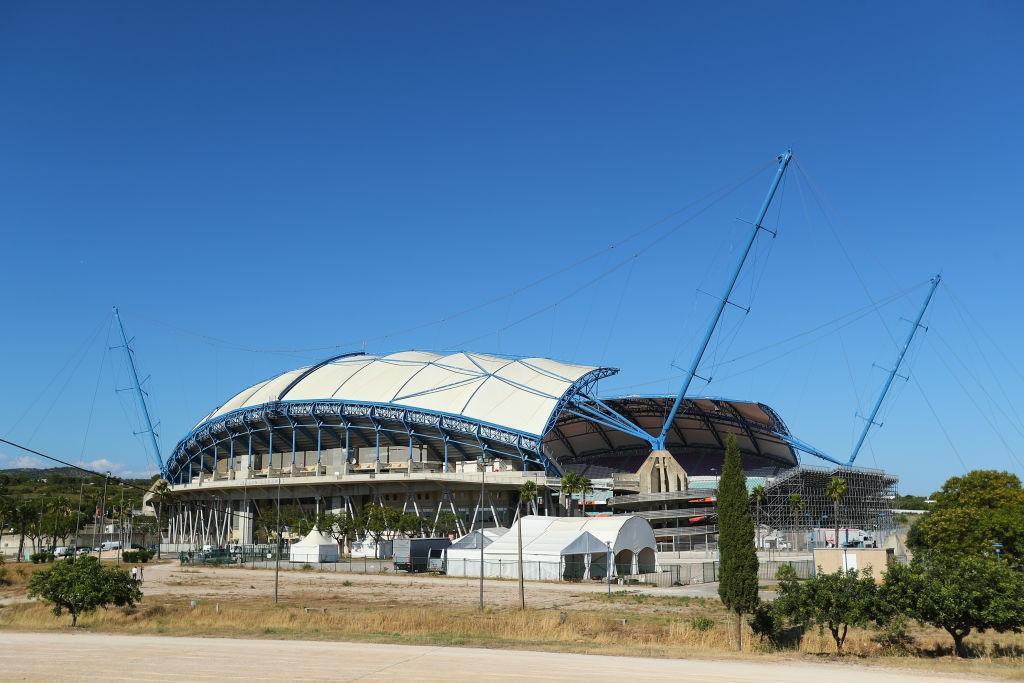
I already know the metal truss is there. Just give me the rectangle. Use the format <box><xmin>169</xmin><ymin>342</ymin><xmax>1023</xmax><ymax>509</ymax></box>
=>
<box><xmin>759</xmin><ymin>465</ymin><xmax>898</xmax><ymax>541</ymax></box>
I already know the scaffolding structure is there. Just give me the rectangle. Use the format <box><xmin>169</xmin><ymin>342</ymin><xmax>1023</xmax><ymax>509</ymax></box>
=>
<box><xmin>760</xmin><ymin>465</ymin><xmax>898</xmax><ymax>547</ymax></box>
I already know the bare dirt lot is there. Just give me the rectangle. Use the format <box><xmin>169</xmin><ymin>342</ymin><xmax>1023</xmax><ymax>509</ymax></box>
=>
<box><xmin>138</xmin><ymin>559</ymin><xmax>719</xmax><ymax>610</ymax></box>
<box><xmin>0</xmin><ymin>631</ymin><xmax>975</xmax><ymax>682</ymax></box>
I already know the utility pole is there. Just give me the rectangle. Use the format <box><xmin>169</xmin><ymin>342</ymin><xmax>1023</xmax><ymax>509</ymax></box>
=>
<box><xmin>274</xmin><ymin>474</ymin><xmax>282</xmax><ymax>604</ymax></box>
<box><xmin>848</xmin><ymin>274</ymin><xmax>941</xmax><ymax>464</ymax></box>
<box><xmin>656</xmin><ymin>150</ymin><xmax>793</xmax><ymax>451</ymax></box>
<box><xmin>517</xmin><ymin>502</ymin><xmax>525</xmax><ymax>610</ymax></box>
<box><xmin>478</xmin><ymin>454</ymin><xmax>491</xmax><ymax>611</ymax></box>
<box><xmin>95</xmin><ymin>472</ymin><xmax>109</xmax><ymax>560</ymax></box>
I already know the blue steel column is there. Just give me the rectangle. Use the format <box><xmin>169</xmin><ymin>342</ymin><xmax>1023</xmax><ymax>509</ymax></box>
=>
<box><xmin>848</xmin><ymin>274</ymin><xmax>941</xmax><ymax>464</ymax></box>
<box><xmin>112</xmin><ymin>306</ymin><xmax>165</xmax><ymax>474</ymax></box>
<box><xmin>656</xmin><ymin>150</ymin><xmax>793</xmax><ymax>449</ymax></box>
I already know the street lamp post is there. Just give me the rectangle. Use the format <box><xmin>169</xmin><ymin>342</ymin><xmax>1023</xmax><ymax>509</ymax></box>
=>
<box><xmin>274</xmin><ymin>474</ymin><xmax>282</xmax><ymax>604</ymax></box>
<box><xmin>478</xmin><ymin>453</ymin><xmax>492</xmax><ymax>611</ymax></box>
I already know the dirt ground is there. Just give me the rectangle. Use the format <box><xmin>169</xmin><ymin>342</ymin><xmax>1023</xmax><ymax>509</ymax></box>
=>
<box><xmin>135</xmin><ymin>560</ymin><xmax>721</xmax><ymax>611</ymax></box>
<box><xmin>0</xmin><ymin>631</ymin><xmax>977</xmax><ymax>682</ymax></box>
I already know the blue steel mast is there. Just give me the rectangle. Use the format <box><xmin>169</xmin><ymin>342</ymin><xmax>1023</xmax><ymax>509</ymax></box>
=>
<box><xmin>113</xmin><ymin>306</ymin><xmax>165</xmax><ymax>474</ymax></box>
<box><xmin>847</xmin><ymin>274</ymin><xmax>941</xmax><ymax>465</ymax></box>
<box><xmin>655</xmin><ymin>149</ymin><xmax>793</xmax><ymax>449</ymax></box>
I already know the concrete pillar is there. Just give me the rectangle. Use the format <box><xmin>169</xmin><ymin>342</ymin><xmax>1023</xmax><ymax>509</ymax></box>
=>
<box><xmin>236</xmin><ymin>499</ymin><xmax>253</xmax><ymax>545</ymax></box>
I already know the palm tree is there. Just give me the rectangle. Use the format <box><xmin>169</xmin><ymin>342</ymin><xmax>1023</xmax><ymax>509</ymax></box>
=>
<box><xmin>751</xmin><ymin>484</ymin><xmax>766</xmax><ymax>549</ymax></box>
<box><xmin>577</xmin><ymin>476</ymin><xmax>593</xmax><ymax>517</ymax></box>
<box><xmin>826</xmin><ymin>476</ymin><xmax>848</xmax><ymax>548</ymax></box>
<box><xmin>560</xmin><ymin>472</ymin><xmax>581</xmax><ymax>517</ymax></box>
<box><xmin>787</xmin><ymin>493</ymin><xmax>805</xmax><ymax>551</ymax></box>
<box><xmin>519</xmin><ymin>480</ymin><xmax>538</xmax><ymax>517</ymax></box>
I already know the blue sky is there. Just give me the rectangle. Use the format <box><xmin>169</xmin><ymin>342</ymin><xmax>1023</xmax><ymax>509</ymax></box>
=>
<box><xmin>1</xmin><ymin>3</ymin><xmax>1022</xmax><ymax>492</ymax></box>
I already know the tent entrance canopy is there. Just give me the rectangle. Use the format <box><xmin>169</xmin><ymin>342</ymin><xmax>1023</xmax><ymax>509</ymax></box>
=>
<box><xmin>289</xmin><ymin>527</ymin><xmax>340</xmax><ymax>563</ymax></box>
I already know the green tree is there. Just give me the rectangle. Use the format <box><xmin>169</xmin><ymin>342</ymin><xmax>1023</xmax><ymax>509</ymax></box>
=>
<box><xmin>883</xmin><ymin>552</ymin><xmax>1024</xmax><ymax>657</ymax></box>
<box><xmin>787</xmin><ymin>493</ymin><xmax>805</xmax><ymax>550</ymax></box>
<box><xmin>519</xmin><ymin>480</ymin><xmax>539</xmax><ymax>516</ymax></box>
<box><xmin>361</xmin><ymin>504</ymin><xmax>401</xmax><ymax>555</ymax></box>
<box><xmin>433</xmin><ymin>510</ymin><xmax>458</xmax><ymax>537</ymax></box>
<box><xmin>398</xmin><ymin>513</ymin><xmax>424</xmax><ymax>538</ymax></box>
<box><xmin>826</xmin><ymin>477</ymin><xmax>847</xmax><ymax>547</ymax></box>
<box><xmin>560</xmin><ymin>473</ymin><xmax>593</xmax><ymax>517</ymax></box>
<box><xmin>912</xmin><ymin>470</ymin><xmax>1024</xmax><ymax>561</ymax></box>
<box><xmin>776</xmin><ymin>566</ymin><xmax>884</xmax><ymax>654</ymax></box>
<box><xmin>318</xmin><ymin>511</ymin><xmax>355</xmax><ymax>553</ymax></box>
<box><xmin>28</xmin><ymin>556</ymin><xmax>142</xmax><ymax>627</ymax></box>
<box><xmin>717</xmin><ymin>434</ymin><xmax>759</xmax><ymax>651</ymax></box>
<box><xmin>750</xmin><ymin>484</ymin><xmax>766</xmax><ymax>549</ymax></box>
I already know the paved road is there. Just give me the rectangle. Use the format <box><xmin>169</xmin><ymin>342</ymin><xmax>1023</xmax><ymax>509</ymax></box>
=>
<box><xmin>0</xmin><ymin>632</ymin><xmax>972</xmax><ymax>682</ymax></box>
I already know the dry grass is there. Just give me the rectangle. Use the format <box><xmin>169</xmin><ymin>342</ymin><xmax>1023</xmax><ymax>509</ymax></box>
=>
<box><xmin>2</xmin><ymin>594</ymin><xmax>1023</xmax><ymax>680</ymax></box>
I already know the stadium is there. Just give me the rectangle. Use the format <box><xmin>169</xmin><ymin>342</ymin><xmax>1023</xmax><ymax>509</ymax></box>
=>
<box><xmin>150</xmin><ymin>152</ymin><xmax>908</xmax><ymax>562</ymax></box>
<box><xmin>156</xmin><ymin>350</ymin><xmax>896</xmax><ymax>554</ymax></box>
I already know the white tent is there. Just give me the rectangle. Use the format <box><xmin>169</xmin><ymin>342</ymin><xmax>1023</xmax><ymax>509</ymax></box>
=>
<box><xmin>444</xmin><ymin>528</ymin><xmax>509</xmax><ymax>577</ymax></box>
<box><xmin>289</xmin><ymin>527</ymin><xmax>340</xmax><ymax>563</ymax></box>
<box><xmin>468</xmin><ymin>515</ymin><xmax>657</xmax><ymax>581</ymax></box>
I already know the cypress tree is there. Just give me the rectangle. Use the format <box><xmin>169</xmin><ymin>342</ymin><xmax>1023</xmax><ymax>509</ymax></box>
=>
<box><xmin>717</xmin><ymin>433</ymin><xmax>759</xmax><ymax>650</ymax></box>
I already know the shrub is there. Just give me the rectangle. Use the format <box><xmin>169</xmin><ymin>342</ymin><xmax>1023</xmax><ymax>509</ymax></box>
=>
<box><xmin>30</xmin><ymin>552</ymin><xmax>55</xmax><ymax>564</ymax></box>
<box><xmin>27</xmin><ymin>556</ymin><xmax>142</xmax><ymax>626</ymax></box>
<box><xmin>690</xmin><ymin>616</ymin><xmax>714</xmax><ymax>632</ymax></box>
<box><xmin>0</xmin><ymin>565</ymin><xmax>9</xmax><ymax>587</ymax></box>
<box><xmin>872</xmin><ymin>615</ymin><xmax>916</xmax><ymax>656</ymax></box>
<box><xmin>122</xmin><ymin>550</ymin><xmax>154</xmax><ymax>564</ymax></box>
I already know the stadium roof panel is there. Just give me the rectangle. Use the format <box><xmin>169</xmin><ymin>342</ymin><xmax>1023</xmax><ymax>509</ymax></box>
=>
<box><xmin>200</xmin><ymin>351</ymin><xmax>617</xmax><ymax>438</ymax></box>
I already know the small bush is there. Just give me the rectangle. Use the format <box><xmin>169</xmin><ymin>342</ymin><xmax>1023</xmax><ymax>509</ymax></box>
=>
<box><xmin>750</xmin><ymin>602</ymin><xmax>805</xmax><ymax>650</ymax></box>
<box><xmin>342</xmin><ymin>580</ymin><xmax>353</xmax><ymax>587</ymax></box>
<box><xmin>301</xmin><ymin>563</ymin><xmax>313</xmax><ymax>571</ymax></box>
<box><xmin>873</xmin><ymin>615</ymin><xmax>916</xmax><ymax>656</ymax></box>
<box><xmin>690</xmin><ymin>616</ymin><xmax>714</xmax><ymax>632</ymax></box>
<box><xmin>30</xmin><ymin>552</ymin><xmax>54</xmax><ymax>564</ymax></box>
<box><xmin>122</xmin><ymin>549</ymin><xmax>155</xmax><ymax>563</ymax></box>
<box><xmin>0</xmin><ymin>566</ymin><xmax>9</xmax><ymax>586</ymax></box>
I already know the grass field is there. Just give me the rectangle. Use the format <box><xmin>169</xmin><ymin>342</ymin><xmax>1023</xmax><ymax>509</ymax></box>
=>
<box><xmin>1</xmin><ymin>561</ymin><xmax>1022</xmax><ymax>680</ymax></box>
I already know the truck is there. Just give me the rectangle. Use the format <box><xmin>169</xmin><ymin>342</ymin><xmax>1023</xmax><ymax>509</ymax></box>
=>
<box><xmin>393</xmin><ymin>537</ymin><xmax>451</xmax><ymax>572</ymax></box>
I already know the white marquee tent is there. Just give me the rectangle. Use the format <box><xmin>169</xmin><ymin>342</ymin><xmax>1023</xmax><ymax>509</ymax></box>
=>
<box><xmin>289</xmin><ymin>527</ymin><xmax>340</xmax><ymax>563</ymax></box>
<box><xmin>450</xmin><ymin>515</ymin><xmax>656</xmax><ymax>581</ymax></box>
<box><xmin>444</xmin><ymin>527</ymin><xmax>509</xmax><ymax>577</ymax></box>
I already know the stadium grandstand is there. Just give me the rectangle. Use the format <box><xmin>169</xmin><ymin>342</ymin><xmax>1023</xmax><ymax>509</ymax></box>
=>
<box><xmin>154</xmin><ymin>350</ymin><xmax>895</xmax><ymax>553</ymax></box>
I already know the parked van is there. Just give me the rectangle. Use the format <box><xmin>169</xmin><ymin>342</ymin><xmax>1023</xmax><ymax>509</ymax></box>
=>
<box><xmin>100</xmin><ymin>541</ymin><xmax>122</xmax><ymax>551</ymax></box>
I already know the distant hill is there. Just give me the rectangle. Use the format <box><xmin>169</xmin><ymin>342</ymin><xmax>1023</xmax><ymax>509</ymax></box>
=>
<box><xmin>0</xmin><ymin>466</ymin><xmax>152</xmax><ymax>484</ymax></box>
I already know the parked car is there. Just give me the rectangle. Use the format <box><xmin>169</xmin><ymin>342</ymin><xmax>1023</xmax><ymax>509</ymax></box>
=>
<box><xmin>100</xmin><ymin>541</ymin><xmax>122</xmax><ymax>551</ymax></box>
<box><xmin>76</xmin><ymin>546</ymin><xmax>93</xmax><ymax>556</ymax></box>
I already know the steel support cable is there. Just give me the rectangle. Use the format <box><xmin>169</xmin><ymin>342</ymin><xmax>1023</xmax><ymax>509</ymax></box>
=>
<box><xmin>602</xmin><ymin>282</ymin><xmax>929</xmax><ymax>394</ymax></box>
<box><xmin>599</xmin><ymin>255</ymin><xmax>637</xmax><ymax>365</ymax></box>
<box><xmin>5</xmin><ymin>313</ymin><xmax>110</xmax><ymax>438</ymax></box>
<box><xmin>135</xmin><ymin>159</ymin><xmax>779</xmax><ymax>357</ymax></box>
<box><xmin>943</xmin><ymin>282</ymin><xmax>1024</xmax><ymax>389</ymax></box>
<box><xmin>24</xmin><ymin>316</ymin><xmax>111</xmax><ymax>446</ymax></box>
<box><xmin>942</xmin><ymin>284</ymin><xmax>1024</xmax><ymax>436</ymax></box>
<box><xmin>794</xmin><ymin>160</ymin><xmax>902</xmax><ymax>352</ymax></box>
<box><xmin>925</xmin><ymin>336</ymin><xmax>1024</xmax><ymax>471</ymax></box>
<box><xmin>910</xmin><ymin>375</ymin><xmax>969</xmax><ymax>473</ymax></box>
<box><xmin>0</xmin><ymin>436</ymin><xmax>270</xmax><ymax>527</ymax></box>
<box><xmin>931</xmin><ymin>327</ymin><xmax>1024</xmax><ymax>445</ymax></box>
<box><xmin>446</xmin><ymin>171</ymin><xmax>763</xmax><ymax>350</ymax></box>
<box><xmin>77</xmin><ymin>319</ymin><xmax>113</xmax><ymax>465</ymax></box>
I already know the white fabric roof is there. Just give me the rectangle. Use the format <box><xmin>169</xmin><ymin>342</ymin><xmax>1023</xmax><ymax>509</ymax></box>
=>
<box><xmin>485</xmin><ymin>515</ymin><xmax>656</xmax><ymax>558</ymax></box>
<box><xmin>201</xmin><ymin>351</ymin><xmax>611</xmax><ymax>437</ymax></box>
<box><xmin>291</xmin><ymin>527</ymin><xmax>337</xmax><ymax>547</ymax></box>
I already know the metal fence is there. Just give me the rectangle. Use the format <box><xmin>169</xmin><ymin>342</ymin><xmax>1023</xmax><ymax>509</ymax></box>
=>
<box><xmin>177</xmin><ymin>550</ymin><xmax>814</xmax><ymax>584</ymax></box>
